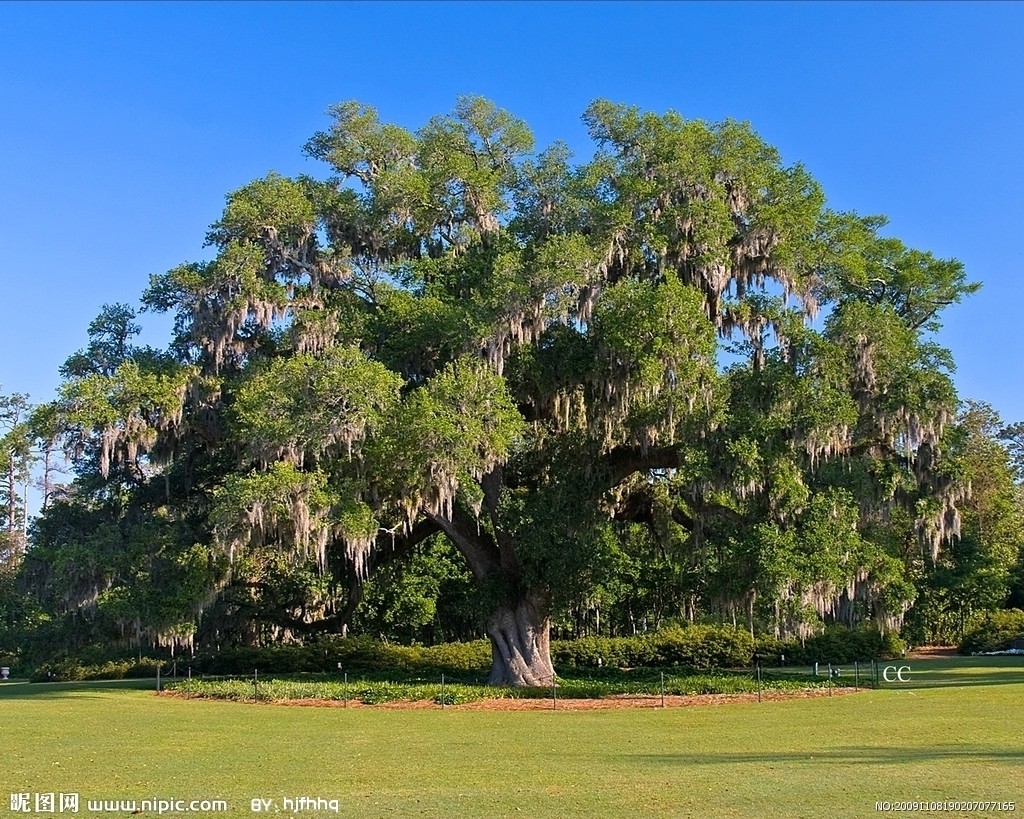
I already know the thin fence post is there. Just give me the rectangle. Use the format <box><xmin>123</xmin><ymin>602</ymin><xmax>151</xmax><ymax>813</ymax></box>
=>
<box><xmin>253</xmin><ymin>668</ymin><xmax>259</xmax><ymax>703</ymax></box>
<box><xmin>156</xmin><ymin>664</ymin><xmax>161</xmax><ymax>693</ymax></box>
<box><xmin>855</xmin><ymin>661</ymin><xmax>859</xmax><ymax>690</ymax></box>
<box><xmin>661</xmin><ymin>672</ymin><xmax>665</xmax><ymax>708</ymax></box>
<box><xmin>828</xmin><ymin>664</ymin><xmax>833</xmax><ymax>697</ymax></box>
<box><xmin>441</xmin><ymin>673</ymin><xmax>445</xmax><ymax>710</ymax></box>
<box><xmin>344</xmin><ymin>672</ymin><xmax>348</xmax><ymax>708</ymax></box>
<box><xmin>551</xmin><ymin>675</ymin><xmax>557</xmax><ymax>710</ymax></box>
<box><xmin>756</xmin><ymin>664</ymin><xmax>762</xmax><ymax>703</ymax></box>
<box><xmin>186</xmin><ymin>667</ymin><xmax>191</xmax><ymax>698</ymax></box>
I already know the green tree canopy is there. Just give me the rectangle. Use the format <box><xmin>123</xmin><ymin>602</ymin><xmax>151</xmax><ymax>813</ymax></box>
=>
<box><xmin>29</xmin><ymin>98</ymin><xmax>979</xmax><ymax>683</ymax></box>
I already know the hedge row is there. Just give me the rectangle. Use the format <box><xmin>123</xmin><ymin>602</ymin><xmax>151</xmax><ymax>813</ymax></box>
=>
<box><xmin>553</xmin><ymin>625</ymin><xmax>754</xmax><ymax>669</ymax></box>
<box><xmin>195</xmin><ymin>637</ymin><xmax>492</xmax><ymax>676</ymax></box>
<box><xmin>757</xmin><ymin>627</ymin><xmax>906</xmax><ymax>666</ymax></box>
<box><xmin>960</xmin><ymin>609</ymin><xmax>1024</xmax><ymax>654</ymax></box>
<box><xmin>553</xmin><ymin>625</ymin><xmax>904</xmax><ymax>670</ymax></box>
<box><xmin>24</xmin><ymin>624</ymin><xmax>906</xmax><ymax>681</ymax></box>
<box><xmin>194</xmin><ymin>625</ymin><xmax>902</xmax><ymax>676</ymax></box>
<box><xmin>32</xmin><ymin>657</ymin><xmax>165</xmax><ymax>682</ymax></box>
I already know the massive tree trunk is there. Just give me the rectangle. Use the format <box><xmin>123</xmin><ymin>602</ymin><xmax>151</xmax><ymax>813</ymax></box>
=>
<box><xmin>486</xmin><ymin>591</ymin><xmax>555</xmax><ymax>686</ymax></box>
<box><xmin>427</xmin><ymin>504</ymin><xmax>555</xmax><ymax>686</ymax></box>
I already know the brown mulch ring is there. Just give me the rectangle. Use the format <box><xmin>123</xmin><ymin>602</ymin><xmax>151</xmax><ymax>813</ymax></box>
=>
<box><xmin>252</xmin><ymin>686</ymin><xmax>864</xmax><ymax>711</ymax></box>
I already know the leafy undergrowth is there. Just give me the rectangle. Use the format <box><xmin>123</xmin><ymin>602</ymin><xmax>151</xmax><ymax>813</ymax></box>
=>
<box><xmin>163</xmin><ymin>668</ymin><xmax>835</xmax><ymax>706</ymax></box>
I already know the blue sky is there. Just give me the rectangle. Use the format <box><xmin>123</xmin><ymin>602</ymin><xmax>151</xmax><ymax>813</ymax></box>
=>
<box><xmin>2</xmin><ymin>1</ymin><xmax>1022</xmax><ymax>426</ymax></box>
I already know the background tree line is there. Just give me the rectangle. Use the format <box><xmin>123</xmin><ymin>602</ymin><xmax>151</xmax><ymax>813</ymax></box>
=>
<box><xmin>2</xmin><ymin>98</ymin><xmax>1022</xmax><ymax>682</ymax></box>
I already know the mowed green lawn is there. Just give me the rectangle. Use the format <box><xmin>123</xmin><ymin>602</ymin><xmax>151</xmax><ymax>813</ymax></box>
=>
<box><xmin>2</xmin><ymin>657</ymin><xmax>1023</xmax><ymax>818</ymax></box>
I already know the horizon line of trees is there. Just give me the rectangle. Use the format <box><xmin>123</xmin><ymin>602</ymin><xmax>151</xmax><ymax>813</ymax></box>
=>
<box><xmin>4</xmin><ymin>383</ymin><xmax>1022</xmax><ymax>661</ymax></box>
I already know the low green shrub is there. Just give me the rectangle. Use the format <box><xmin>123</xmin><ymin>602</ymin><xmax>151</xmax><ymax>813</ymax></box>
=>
<box><xmin>753</xmin><ymin>634</ymin><xmax>788</xmax><ymax>663</ymax></box>
<box><xmin>417</xmin><ymin>639</ymin><xmax>491</xmax><ymax>671</ymax></box>
<box><xmin>192</xmin><ymin>637</ymin><xmax>491</xmax><ymax>676</ymax></box>
<box><xmin>651</xmin><ymin>625</ymin><xmax>755</xmax><ymax>668</ymax></box>
<box><xmin>552</xmin><ymin>635</ymin><xmax>656</xmax><ymax>669</ymax></box>
<box><xmin>32</xmin><ymin>657</ymin><xmax>165</xmax><ymax>682</ymax></box>
<box><xmin>879</xmin><ymin>630</ymin><xmax>908</xmax><ymax>658</ymax></box>
<box><xmin>195</xmin><ymin>644</ymin><xmax>325</xmax><ymax>675</ymax></box>
<box><xmin>960</xmin><ymin>609</ymin><xmax>1024</xmax><ymax>654</ymax></box>
<box><xmin>552</xmin><ymin>625</ymin><xmax>755</xmax><ymax>670</ymax></box>
<box><xmin>754</xmin><ymin>626</ymin><xmax>904</xmax><ymax>666</ymax></box>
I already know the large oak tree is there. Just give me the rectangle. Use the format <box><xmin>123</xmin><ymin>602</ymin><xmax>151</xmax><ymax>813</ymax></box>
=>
<box><xmin>33</xmin><ymin>98</ymin><xmax>977</xmax><ymax>684</ymax></box>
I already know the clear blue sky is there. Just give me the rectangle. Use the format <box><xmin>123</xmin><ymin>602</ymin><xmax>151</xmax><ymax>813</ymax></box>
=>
<box><xmin>2</xmin><ymin>1</ymin><xmax>1021</xmax><ymax>425</ymax></box>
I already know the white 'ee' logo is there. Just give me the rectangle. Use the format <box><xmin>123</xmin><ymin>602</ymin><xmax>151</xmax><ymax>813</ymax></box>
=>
<box><xmin>882</xmin><ymin>665</ymin><xmax>911</xmax><ymax>683</ymax></box>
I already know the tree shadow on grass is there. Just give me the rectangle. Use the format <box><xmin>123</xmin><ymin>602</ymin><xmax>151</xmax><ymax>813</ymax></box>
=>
<box><xmin>0</xmin><ymin>678</ymin><xmax>157</xmax><ymax>700</ymax></box>
<box><xmin>635</xmin><ymin>745</ymin><xmax>1024</xmax><ymax>766</ymax></box>
<box><xmin>873</xmin><ymin>671</ymin><xmax>1024</xmax><ymax>691</ymax></box>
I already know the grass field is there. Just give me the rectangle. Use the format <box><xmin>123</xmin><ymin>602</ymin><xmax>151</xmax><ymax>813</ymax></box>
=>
<box><xmin>3</xmin><ymin>656</ymin><xmax>1023</xmax><ymax>818</ymax></box>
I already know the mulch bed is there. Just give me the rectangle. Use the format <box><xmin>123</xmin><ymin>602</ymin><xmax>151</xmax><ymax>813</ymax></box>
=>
<box><xmin>906</xmin><ymin>645</ymin><xmax>959</xmax><ymax>659</ymax></box>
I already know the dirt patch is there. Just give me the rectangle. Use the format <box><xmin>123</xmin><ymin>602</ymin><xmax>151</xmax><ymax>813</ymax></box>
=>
<box><xmin>906</xmin><ymin>645</ymin><xmax>960</xmax><ymax>660</ymax></box>
<box><xmin>248</xmin><ymin>686</ymin><xmax>865</xmax><ymax>711</ymax></box>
